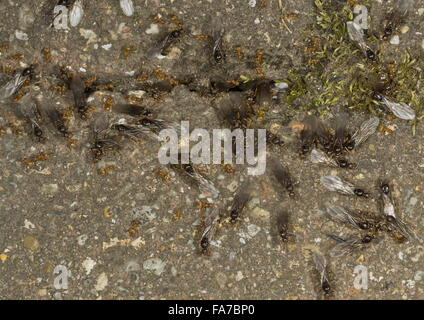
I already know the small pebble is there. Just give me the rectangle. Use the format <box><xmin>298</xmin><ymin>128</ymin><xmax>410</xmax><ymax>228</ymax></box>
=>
<box><xmin>15</xmin><ymin>30</ymin><xmax>29</xmax><ymax>41</ymax></box>
<box><xmin>101</xmin><ymin>43</ymin><xmax>112</xmax><ymax>50</ymax></box>
<box><xmin>400</xmin><ymin>25</ymin><xmax>409</xmax><ymax>34</ymax></box>
<box><xmin>390</xmin><ymin>35</ymin><xmax>400</xmax><ymax>45</ymax></box>
<box><xmin>23</xmin><ymin>236</ymin><xmax>39</xmax><ymax>251</ymax></box>
<box><xmin>355</xmin><ymin>173</ymin><xmax>365</xmax><ymax>180</ymax></box>
<box><xmin>235</xmin><ymin>271</ymin><xmax>244</xmax><ymax>281</ymax></box>
<box><xmin>414</xmin><ymin>271</ymin><xmax>424</xmax><ymax>281</ymax></box>
<box><xmin>250</xmin><ymin>207</ymin><xmax>270</xmax><ymax>221</ymax></box>
<box><xmin>128</xmin><ymin>90</ymin><xmax>146</xmax><ymax>99</ymax></box>
<box><xmin>79</xmin><ymin>29</ymin><xmax>97</xmax><ymax>44</ymax></box>
<box><xmin>95</xmin><ymin>272</ymin><xmax>108</xmax><ymax>291</ymax></box>
<box><xmin>409</xmin><ymin>197</ymin><xmax>417</xmax><ymax>206</ymax></box>
<box><xmin>41</xmin><ymin>184</ymin><xmax>59</xmax><ymax>195</ymax></box>
<box><xmin>216</xmin><ymin>272</ymin><xmax>227</xmax><ymax>289</ymax></box>
<box><xmin>125</xmin><ymin>260</ymin><xmax>141</xmax><ymax>273</ymax></box>
<box><xmin>82</xmin><ymin>257</ymin><xmax>96</xmax><ymax>275</ymax></box>
<box><xmin>247</xmin><ymin>224</ymin><xmax>261</xmax><ymax>238</ymax></box>
<box><xmin>143</xmin><ymin>258</ymin><xmax>167</xmax><ymax>276</ymax></box>
<box><xmin>274</xmin><ymin>82</ymin><xmax>289</xmax><ymax>90</ymax></box>
<box><xmin>24</xmin><ymin>219</ymin><xmax>35</xmax><ymax>230</ymax></box>
<box><xmin>145</xmin><ymin>24</ymin><xmax>159</xmax><ymax>35</ymax></box>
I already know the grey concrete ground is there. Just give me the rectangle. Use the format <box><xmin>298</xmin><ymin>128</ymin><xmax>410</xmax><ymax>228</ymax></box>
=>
<box><xmin>0</xmin><ymin>0</ymin><xmax>423</xmax><ymax>300</ymax></box>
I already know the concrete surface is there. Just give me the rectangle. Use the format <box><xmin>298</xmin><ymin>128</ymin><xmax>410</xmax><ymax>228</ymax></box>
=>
<box><xmin>0</xmin><ymin>0</ymin><xmax>423</xmax><ymax>300</ymax></box>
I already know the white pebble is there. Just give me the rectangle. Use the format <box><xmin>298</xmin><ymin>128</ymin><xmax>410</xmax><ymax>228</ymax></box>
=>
<box><xmin>400</xmin><ymin>25</ymin><xmax>409</xmax><ymax>34</ymax></box>
<box><xmin>79</xmin><ymin>28</ymin><xmax>97</xmax><ymax>44</ymax></box>
<box><xmin>95</xmin><ymin>272</ymin><xmax>108</xmax><ymax>291</ymax></box>
<box><xmin>414</xmin><ymin>271</ymin><xmax>424</xmax><ymax>281</ymax></box>
<box><xmin>146</xmin><ymin>24</ymin><xmax>159</xmax><ymax>35</ymax></box>
<box><xmin>143</xmin><ymin>258</ymin><xmax>167</xmax><ymax>276</ymax></box>
<box><xmin>24</xmin><ymin>219</ymin><xmax>35</xmax><ymax>229</ymax></box>
<box><xmin>390</xmin><ymin>35</ymin><xmax>400</xmax><ymax>45</ymax></box>
<box><xmin>128</xmin><ymin>90</ymin><xmax>146</xmax><ymax>99</ymax></box>
<box><xmin>15</xmin><ymin>30</ymin><xmax>29</xmax><ymax>41</ymax></box>
<box><xmin>248</xmin><ymin>0</ymin><xmax>257</xmax><ymax>7</ymax></box>
<box><xmin>247</xmin><ymin>224</ymin><xmax>260</xmax><ymax>238</ymax></box>
<box><xmin>235</xmin><ymin>271</ymin><xmax>244</xmax><ymax>281</ymax></box>
<box><xmin>101</xmin><ymin>43</ymin><xmax>112</xmax><ymax>50</ymax></box>
<box><xmin>274</xmin><ymin>82</ymin><xmax>289</xmax><ymax>90</ymax></box>
<box><xmin>82</xmin><ymin>257</ymin><xmax>96</xmax><ymax>275</ymax></box>
<box><xmin>254</xmin><ymin>18</ymin><xmax>260</xmax><ymax>24</ymax></box>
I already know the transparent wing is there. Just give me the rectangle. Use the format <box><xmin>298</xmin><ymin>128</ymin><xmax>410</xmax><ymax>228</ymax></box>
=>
<box><xmin>320</xmin><ymin>176</ymin><xmax>355</xmax><ymax>195</ymax></box>
<box><xmin>300</xmin><ymin>115</ymin><xmax>318</xmax><ymax>150</ymax></box>
<box><xmin>311</xmin><ymin>149</ymin><xmax>338</xmax><ymax>167</ymax></box>
<box><xmin>346</xmin><ymin>21</ymin><xmax>365</xmax><ymax>45</ymax></box>
<box><xmin>326</xmin><ymin>205</ymin><xmax>365</xmax><ymax>229</ymax></box>
<box><xmin>70</xmin><ymin>75</ymin><xmax>87</xmax><ymax>116</ymax></box>
<box><xmin>212</xmin><ymin>29</ymin><xmax>225</xmax><ymax>63</ymax></box>
<box><xmin>270</xmin><ymin>158</ymin><xmax>294</xmax><ymax>195</ymax></box>
<box><xmin>112</xmin><ymin>104</ymin><xmax>152</xmax><ymax>117</ymax></box>
<box><xmin>350</xmin><ymin>117</ymin><xmax>379</xmax><ymax>148</ymax></box>
<box><xmin>329</xmin><ymin>238</ymin><xmax>365</xmax><ymax>258</ymax></box>
<box><xmin>181</xmin><ymin>164</ymin><xmax>220</xmax><ymax>199</ymax></box>
<box><xmin>230</xmin><ymin>187</ymin><xmax>251</xmax><ymax>219</ymax></box>
<box><xmin>136</xmin><ymin>118</ymin><xmax>180</xmax><ymax>142</ymax></box>
<box><xmin>111</xmin><ymin>123</ymin><xmax>151</xmax><ymax>140</ymax></box>
<box><xmin>43</xmin><ymin>104</ymin><xmax>69</xmax><ymax>136</ymax></box>
<box><xmin>200</xmin><ymin>206</ymin><xmax>220</xmax><ymax>244</ymax></box>
<box><xmin>193</xmin><ymin>171</ymin><xmax>220</xmax><ymax>199</ymax></box>
<box><xmin>312</xmin><ymin>251</ymin><xmax>328</xmax><ymax>283</ymax></box>
<box><xmin>346</xmin><ymin>21</ymin><xmax>370</xmax><ymax>55</ymax></box>
<box><xmin>333</xmin><ymin>112</ymin><xmax>349</xmax><ymax>152</ymax></box>
<box><xmin>391</xmin><ymin>218</ymin><xmax>415</xmax><ymax>240</ymax></box>
<box><xmin>17</xmin><ymin>95</ymin><xmax>41</xmax><ymax>123</ymax></box>
<box><xmin>380</xmin><ymin>95</ymin><xmax>415</xmax><ymax>120</ymax></box>
<box><xmin>0</xmin><ymin>73</ymin><xmax>28</xmax><ymax>100</ymax></box>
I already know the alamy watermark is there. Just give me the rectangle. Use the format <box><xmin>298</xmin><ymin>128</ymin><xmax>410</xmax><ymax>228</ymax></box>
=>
<box><xmin>353</xmin><ymin>5</ymin><xmax>369</xmax><ymax>30</ymax></box>
<box><xmin>157</xmin><ymin>121</ymin><xmax>267</xmax><ymax>176</ymax></box>
<box><xmin>353</xmin><ymin>265</ymin><xmax>368</xmax><ymax>290</ymax></box>
<box><xmin>52</xmin><ymin>1</ymin><xmax>84</xmax><ymax>30</ymax></box>
<box><xmin>53</xmin><ymin>265</ymin><xmax>69</xmax><ymax>290</ymax></box>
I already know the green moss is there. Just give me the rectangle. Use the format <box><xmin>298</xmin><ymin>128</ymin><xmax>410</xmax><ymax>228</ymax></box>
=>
<box><xmin>282</xmin><ymin>0</ymin><xmax>423</xmax><ymax>122</ymax></box>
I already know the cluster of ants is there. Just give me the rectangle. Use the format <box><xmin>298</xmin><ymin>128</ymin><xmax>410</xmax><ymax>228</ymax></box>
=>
<box><xmin>297</xmin><ymin>114</ymin><xmax>417</xmax><ymax>298</ymax></box>
<box><xmin>0</xmin><ymin>1</ymin><xmax>420</xmax><ymax>300</ymax></box>
<box><xmin>197</xmin><ymin>110</ymin><xmax>417</xmax><ymax>299</ymax></box>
